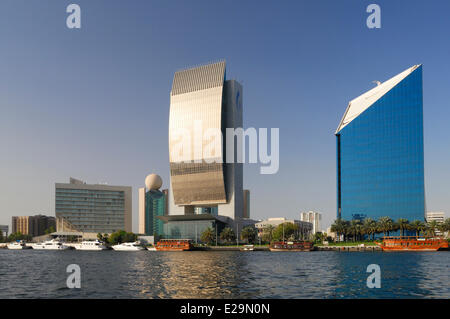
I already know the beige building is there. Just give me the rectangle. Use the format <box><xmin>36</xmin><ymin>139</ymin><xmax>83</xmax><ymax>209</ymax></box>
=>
<box><xmin>11</xmin><ymin>215</ymin><xmax>55</xmax><ymax>237</ymax></box>
<box><xmin>55</xmin><ymin>177</ymin><xmax>132</xmax><ymax>234</ymax></box>
<box><xmin>426</xmin><ymin>212</ymin><xmax>446</xmax><ymax>236</ymax></box>
<box><xmin>426</xmin><ymin>211</ymin><xmax>445</xmax><ymax>223</ymax></box>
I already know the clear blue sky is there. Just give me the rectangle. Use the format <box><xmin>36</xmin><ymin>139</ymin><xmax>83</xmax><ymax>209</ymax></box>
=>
<box><xmin>1</xmin><ymin>0</ymin><xmax>449</xmax><ymax>232</ymax></box>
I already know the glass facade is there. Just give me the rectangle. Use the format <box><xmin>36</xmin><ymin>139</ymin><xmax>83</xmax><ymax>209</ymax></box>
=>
<box><xmin>336</xmin><ymin>65</ymin><xmax>425</xmax><ymax>222</ymax></box>
<box><xmin>55</xmin><ymin>187</ymin><xmax>126</xmax><ymax>233</ymax></box>
<box><xmin>163</xmin><ymin>219</ymin><xmax>225</xmax><ymax>242</ymax></box>
<box><xmin>144</xmin><ymin>190</ymin><xmax>166</xmax><ymax>237</ymax></box>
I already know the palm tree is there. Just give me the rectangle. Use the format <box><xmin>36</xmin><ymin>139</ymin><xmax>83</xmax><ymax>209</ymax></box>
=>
<box><xmin>201</xmin><ymin>227</ymin><xmax>215</xmax><ymax>244</ymax></box>
<box><xmin>363</xmin><ymin>218</ymin><xmax>378</xmax><ymax>240</ymax></box>
<box><xmin>219</xmin><ymin>227</ymin><xmax>235</xmax><ymax>244</ymax></box>
<box><xmin>409</xmin><ymin>220</ymin><xmax>425</xmax><ymax>237</ymax></box>
<box><xmin>425</xmin><ymin>220</ymin><xmax>438</xmax><ymax>237</ymax></box>
<box><xmin>240</xmin><ymin>226</ymin><xmax>257</xmax><ymax>244</ymax></box>
<box><xmin>437</xmin><ymin>218</ymin><xmax>450</xmax><ymax>237</ymax></box>
<box><xmin>349</xmin><ymin>220</ymin><xmax>362</xmax><ymax>242</ymax></box>
<box><xmin>397</xmin><ymin>218</ymin><xmax>409</xmax><ymax>237</ymax></box>
<box><xmin>331</xmin><ymin>219</ymin><xmax>347</xmax><ymax>242</ymax></box>
<box><xmin>378</xmin><ymin>217</ymin><xmax>394</xmax><ymax>237</ymax></box>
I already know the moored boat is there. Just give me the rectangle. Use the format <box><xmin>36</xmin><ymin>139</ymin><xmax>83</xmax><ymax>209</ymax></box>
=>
<box><xmin>112</xmin><ymin>242</ymin><xmax>144</xmax><ymax>251</ymax></box>
<box><xmin>7</xmin><ymin>240</ymin><xmax>32</xmax><ymax>250</ymax></box>
<box><xmin>269</xmin><ymin>241</ymin><xmax>314</xmax><ymax>252</ymax></box>
<box><xmin>240</xmin><ymin>244</ymin><xmax>254</xmax><ymax>251</ymax></box>
<box><xmin>31</xmin><ymin>238</ymin><xmax>71</xmax><ymax>250</ymax></box>
<box><xmin>75</xmin><ymin>240</ymin><xmax>108</xmax><ymax>251</ymax></box>
<box><xmin>155</xmin><ymin>239</ymin><xmax>193</xmax><ymax>251</ymax></box>
<box><xmin>375</xmin><ymin>236</ymin><xmax>449</xmax><ymax>251</ymax></box>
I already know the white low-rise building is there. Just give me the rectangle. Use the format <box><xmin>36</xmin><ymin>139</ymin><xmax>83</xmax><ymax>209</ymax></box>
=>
<box><xmin>255</xmin><ymin>217</ymin><xmax>312</xmax><ymax>240</ymax></box>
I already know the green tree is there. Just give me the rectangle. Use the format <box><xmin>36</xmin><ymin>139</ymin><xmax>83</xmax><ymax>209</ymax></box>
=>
<box><xmin>425</xmin><ymin>220</ymin><xmax>438</xmax><ymax>237</ymax></box>
<box><xmin>331</xmin><ymin>219</ymin><xmax>347</xmax><ymax>242</ymax></box>
<box><xmin>437</xmin><ymin>218</ymin><xmax>450</xmax><ymax>237</ymax></box>
<box><xmin>240</xmin><ymin>226</ymin><xmax>257</xmax><ymax>244</ymax></box>
<box><xmin>409</xmin><ymin>220</ymin><xmax>425</xmax><ymax>237</ymax></box>
<box><xmin>0</xmin><ymin>230</ymin><xmax>4</xmax><ymax>243</ymax></box>
<box><xmin>220</xmin><ymin>227</ymin><xmax>235</xmax><ymax>244</ymax></box>
<box><xmin>44</xmin><ymin>226</ymin><xmax>56</xmax><ymax>235</ymax></box>
<box><xmin>97</xmin><ymin>233</ymin><xmax>109</xmax><ymax>242</ymax></box>
<box><xmin>363</xmin><ymin>218</ymin><xmax>378</xmax><ymax>240</ymax></box>
<box><xmin>261</xmin><ymin>225</ymin><xmax>275</xmax><ymax>243</ymax></box>
<box><xmin>378</xmin><ymin>217</ymin><xmax>394</xmax><ymax>237</ymax></box>
<box><xmin>348</xmin><ymin>220</ymin><xmax>362</xmax><ymax>241</ymax></box>
<box><xmin>201</xmin><ymin>227</ymin><xmax>215</xmax><ymax>245</ymax></box>
<box><xmin>108</xmin><ymin>230</ymin><xmax>137</xmax><ymax>245</ymax></box>
<box><xmin>313</xmin><ymin>232</ymin><xmax>324</xmax><ymax>244</ymax></box>
<box><xmin>8</xmin><ymin>232</ymin><xmax>31</xmax><ymax>242</ymax></box>
<box><xmin>397</xmin><ymin>219</ymin><xmax>409</xmax><ymax>237</ymax></box>
<box><xmin>272</xmin><ymin>223</ymin><xmax>299</xmax><ymax>241</ymax></box>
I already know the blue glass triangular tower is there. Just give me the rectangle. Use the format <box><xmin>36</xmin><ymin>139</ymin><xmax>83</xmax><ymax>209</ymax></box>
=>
<box><xmin>336</xmin><ymin>65</ymin><xmax>425</xmax><ymax>224</ymax></box>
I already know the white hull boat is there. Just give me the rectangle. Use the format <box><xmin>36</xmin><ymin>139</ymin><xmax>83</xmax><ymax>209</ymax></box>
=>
<box><xmin>75</xmin><ymin>240</ymin><xmax>108</xmax><ymax>251</ymax></box>
<box><xmin>7</xmin><ymin>241</ymin><xmax>32</xmax><ymax>250</ymax></box>
<box><xmin>31</xmin><ymin>239</ymin><xmax>71</xmax><ymax>250</ymax></box>
<box><xmin>112</xmin><ymin>242</ymin><xmax>145</xmax><ymax>251</ymax></box>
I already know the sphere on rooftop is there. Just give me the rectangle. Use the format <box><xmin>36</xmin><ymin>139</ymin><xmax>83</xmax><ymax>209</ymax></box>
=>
<box><xmin>145</xmin><ymin>174</ymin><xmax>162</xmax><ymax>190</ymax></box>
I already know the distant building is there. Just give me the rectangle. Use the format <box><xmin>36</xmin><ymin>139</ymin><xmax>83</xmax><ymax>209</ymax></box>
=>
<box><xmin>243</xmin><ymin>190</ymin><xmax>250</xmax><ymax>218</ymax></box>
<box><xmin>324</xmin><ymin>226</ymin><xmax>337</xmax><ymax>241</ymax></box>
<box><xmin>0</xmin><ymin>225</ymin><xmax>8</xmax><ymax>237</ymax></box>
<box><xmin>426</xmin><ymin>212</ymin><xmax>445</xmax><ymax>223</ymax></box>
<box><xmin>139</xmin><ymin>174</ymin><xmax>166</xmax><ymax>237</ymax></box>
<box><xmin>426</xmin><ymin>212</ymin><xmax>446</xmax><ymax>236</ymax></box>
<box><xmin>300</xmin><ymin>211</ymin><xmax>322</xmax><ymax>234</ymax></box>
<box><xmin>255</xmin><ymin>217</ymin><xmax>313</xmax><ymax>240</ymax></box>
<box><xmin>55</xmin><ymin>177</ymin><xmax>132</xmax><ymax>234</ymax></box>
<box><xmin>11</xmin><ymin>215</ymin><xmax>55</xmax><ymax>237</ymax></box>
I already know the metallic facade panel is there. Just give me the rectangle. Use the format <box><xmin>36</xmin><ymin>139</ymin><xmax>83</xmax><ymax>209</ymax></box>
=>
<box><xmin>169</xmin><ymin>62</ymin><xmax>227</xmax><ymax>205</ymax></box>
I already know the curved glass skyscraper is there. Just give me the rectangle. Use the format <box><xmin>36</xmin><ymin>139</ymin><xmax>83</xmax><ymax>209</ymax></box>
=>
<box><xmin>336</xmin><ymin>65</ymin><xmax>425</xmax><ymax>222</ymax></box>
<box><xmin>163</xmin><ymin>61</ymin><xmax>244</xmax><ymax>240</ymax></box>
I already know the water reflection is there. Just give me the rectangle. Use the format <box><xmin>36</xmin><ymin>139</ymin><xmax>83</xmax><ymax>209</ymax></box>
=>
<box><xmin>0</xmin><ymin>250</ymin><xmax>448</xmax><ymax>298</ymax></box>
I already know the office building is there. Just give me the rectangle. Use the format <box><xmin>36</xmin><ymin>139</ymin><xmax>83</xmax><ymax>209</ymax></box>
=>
<box><xmin>300</xmin><ymin>211</ymin><xmax>322</xmax><ymax>234</ymax></box>
<box><xmin>55</xmin><ymin>177</ymin><xmax>132</xmax><ymax>234</ymax></box>
<box><xmin>0</xmin><ymin>225</ymin><xmax>8</xmax><ymax>237</ymax></box>
<box><xmin>11</xmin><ymin>215</ymin><xmax>55</xmax><ymax>237</ymax></box>
<box><xmin>336</xmin><ymin>65</ymin><xmax>425</xmax><ymax>223</ymax></box>
<box><xmin>138</xmin><ymin>174</ymin><xmax>166</xmax><ymax>237</ymax></box>
<box><xmin>425</xmin><ymin>211</ymin><xmax>445</xmax><ymax>223</ymax></box>
<box><xmin>163</xmin><ymin>61</ymin><xmax>244</xmax><ymax>240</ymax></box>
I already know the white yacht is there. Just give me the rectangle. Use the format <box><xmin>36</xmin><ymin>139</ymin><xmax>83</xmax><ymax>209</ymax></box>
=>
<box><xmin>112</xmin><ymin>242</ymin><xmax>144</xmax><ymax>251</ymax></box>
<box><xmin>75</xmin><ymin>240</ymin><xmax>108</xmax><ymax>251</ymax></box>
<box><xmin>146</xmin><ymin>246</ymin><xmax>157</xmax><ymax>251</ymax></box>
<box><xmin>7</xmin><ymin>240</ymin><xmax>32</xmax><ymax>250</ymax></box>
<box><xmin>31</xmin><ymin>239</ymin><xmax>71</xmax><ymax>250</ymax></box>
